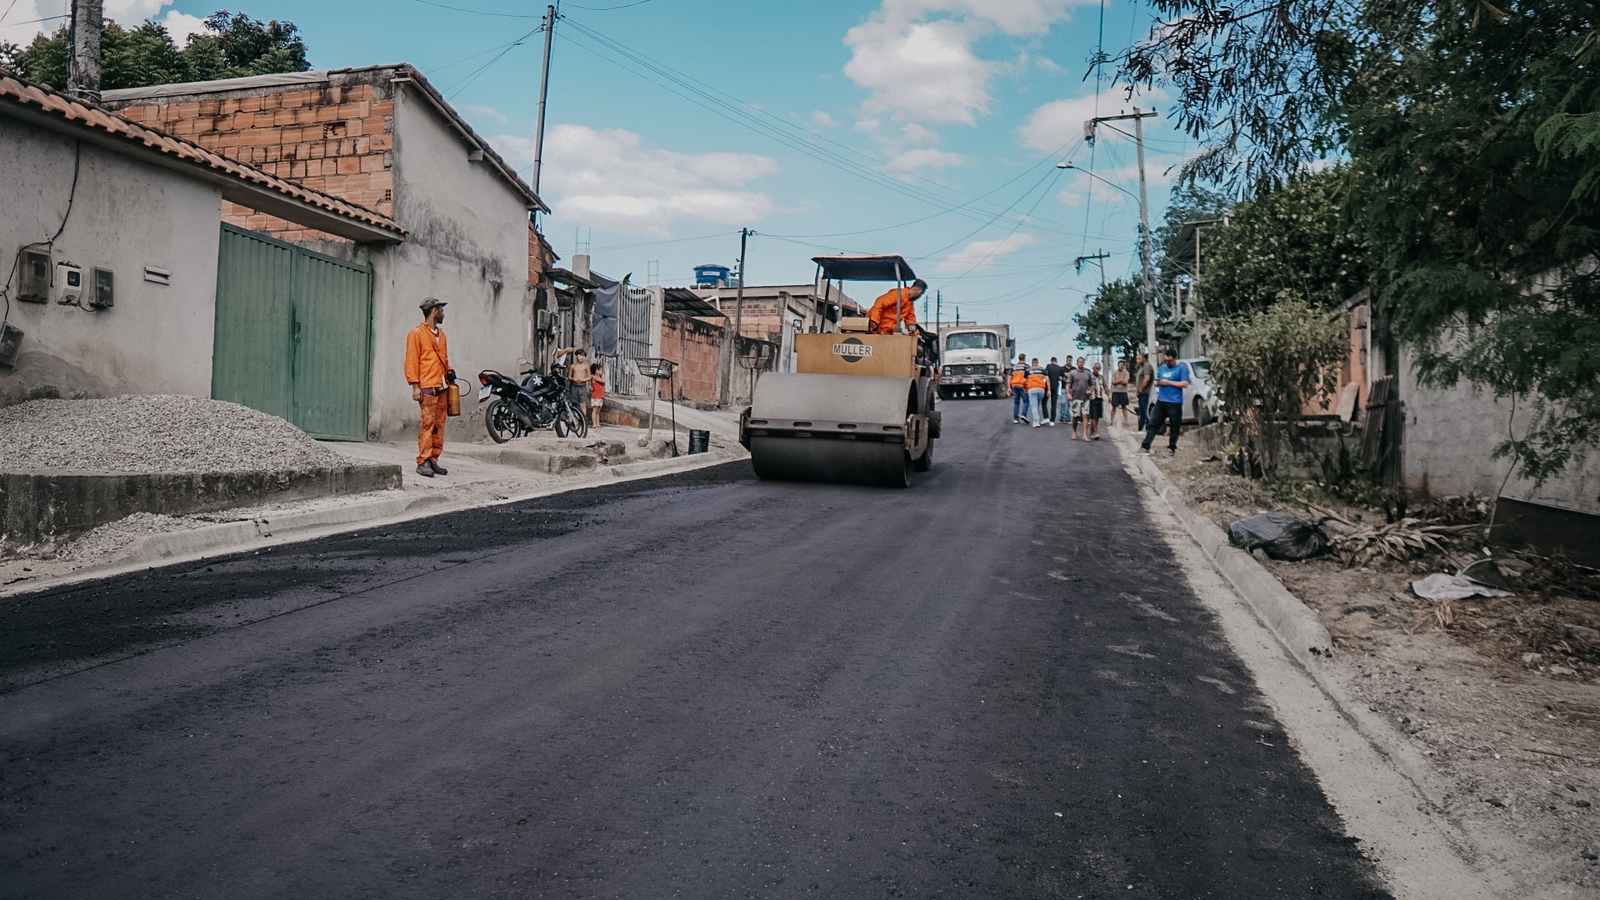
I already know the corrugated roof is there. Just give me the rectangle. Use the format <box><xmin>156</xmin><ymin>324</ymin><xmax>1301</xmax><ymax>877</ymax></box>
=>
<box><xmin>1</xmin><ymin>74</ymin><xmax>406</xmax><ymax>242</ymax></box>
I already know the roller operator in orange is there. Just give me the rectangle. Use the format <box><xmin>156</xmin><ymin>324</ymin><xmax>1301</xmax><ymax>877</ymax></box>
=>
<box><xmin>866</xmin><ymin>278</ymin><xmax>928</xmax><ymax>335</ymax></box>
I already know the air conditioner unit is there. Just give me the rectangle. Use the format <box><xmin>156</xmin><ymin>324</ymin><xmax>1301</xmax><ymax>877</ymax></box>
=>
<box><xmin>16</xmin><ymin>248</ymin><xmax>50</xmax><ymax>303</ymax></box>
<box><xmin>90</xmin><ymin>268</ymin><xmax>114</xmax><ymax>308</ymax></box>
<box><xmin>54</xmin><ymin>262</ymin><xmax>83</xmax><ymax>305</ymax></box>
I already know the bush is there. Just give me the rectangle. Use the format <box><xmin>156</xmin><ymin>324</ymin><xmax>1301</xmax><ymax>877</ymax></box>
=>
<box><xmin>1209</xmin><ymin>296</ymin><xmax>1348</xmax><ymax>477</ymax></box>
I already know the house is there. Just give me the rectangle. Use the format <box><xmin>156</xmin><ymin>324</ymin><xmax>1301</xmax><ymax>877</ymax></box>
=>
<box><xmin>689</xmin><ymin>282</ymin><xmax>855</xmax><ymax>373</ymax></box>
<box><xmin>100</xmin><ymin>65</ymin><xmax>549</xmax><ymax>441</ymax></box>
<box><xmin>0</xmin><ymin>75</ymin><xmax>404</xmax><ymax>426</ymax></box>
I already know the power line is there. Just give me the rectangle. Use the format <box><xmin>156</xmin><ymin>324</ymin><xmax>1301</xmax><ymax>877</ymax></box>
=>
<box><xmin>554</xmin><ymin>16</ymin><xmax>1089</xmax><ymax>239</ymax></box>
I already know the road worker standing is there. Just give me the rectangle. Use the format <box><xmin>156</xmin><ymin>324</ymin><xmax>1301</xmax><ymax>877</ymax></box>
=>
<box><xmin>866</xmin><ymin>279</ymin><xmax>927</xmax><ymax>334</ymax></box>
<box><xmin>1025</xmin><ymin>358</ymin><xmax>1050</xmax><ymax>427</ymax></box>
<box><xmin>1009</xmin><ymin>353</ymin><xmax>1028</xmax><ymax>423</ymax></box>
<box><xmin>405</xmin><ymin>298</ymin><xmax>454</xmax><ymax>478</ymax></box>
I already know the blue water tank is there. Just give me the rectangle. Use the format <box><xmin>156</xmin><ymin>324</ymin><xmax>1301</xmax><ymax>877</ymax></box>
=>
<box><xmin>694</xmin><ymin>264</ymin><xmax>731</xmax><ymax>287</ymax></box>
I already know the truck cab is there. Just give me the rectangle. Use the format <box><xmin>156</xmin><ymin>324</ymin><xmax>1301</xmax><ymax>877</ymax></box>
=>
<box><xmin>938</xmin><ymin>325</ymin><xmax>1012</xmax><ymax>399</ymax></box>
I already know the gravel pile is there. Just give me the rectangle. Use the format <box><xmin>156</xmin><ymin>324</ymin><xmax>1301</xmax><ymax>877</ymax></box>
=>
<box><xmin>56</xmin><ymin>513</ymin><xmax>208</xmax><ymax>561</ymax></box>
<box><xmin>0</xmin><ymin>395</ymin><xmax>349</xmax><ymax>473</ymax></box>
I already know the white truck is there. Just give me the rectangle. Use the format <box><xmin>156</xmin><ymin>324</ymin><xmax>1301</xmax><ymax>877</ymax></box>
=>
<box><xmin>937</xmin><ymin>324</ymin><xmax>1014</xmax><ymax>399</ymax></box>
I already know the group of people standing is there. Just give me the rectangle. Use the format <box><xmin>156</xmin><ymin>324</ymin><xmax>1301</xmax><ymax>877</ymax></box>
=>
<box><xmin>1004</xmin><ymin>349</ymin><xmax>1190</xmax><ymax>455</ymax></box>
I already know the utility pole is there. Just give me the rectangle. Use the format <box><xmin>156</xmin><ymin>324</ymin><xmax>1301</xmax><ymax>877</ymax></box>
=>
<box><xmin>935</xmin><ymin>290</ymin><xmax>942</xmax><ymax>335</ymax></box>
<box><xmin>1074</xmin><ymin>250</ymin><xmax>1109</xmax><ymax>285</ymax></box>
<box><xmin>67</xmin><ymin>0</ymin><xmax>103</xmax><ymax>103</ymax></box>
<box><xmin>1085</xmin><ymin>108</ymin><xmax>1158</xmax><ymax>355</ymax></box>
<box><xmin>530</xmin><ymin>4</ymin><xmax>557</xmax><ymax>202</ymax></box>
<box><xmin>721</xmin><ymin>227</ymin><xmax>749</xmax><ymax>406</ymax></box>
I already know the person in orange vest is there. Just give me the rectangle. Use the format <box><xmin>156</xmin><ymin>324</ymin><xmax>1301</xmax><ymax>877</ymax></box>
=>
<box><xmin>405</xmin><ymin>297</ymin><xmax>454</xmax><ymax>478</ymax></box>
<box><xmin>1009</xmin><ymin>353</ymin><xmax>1028</xmax><ymax>423</ymax></box>
<box><xmin>1025</xmin><ymin>357</ymin><xmax>1050</xmax><ymax>427</ymax></box>
<box><xmin>866</xmin><ymin>279</ymin><xmax>927</xmax><ymax>334</ymax></box>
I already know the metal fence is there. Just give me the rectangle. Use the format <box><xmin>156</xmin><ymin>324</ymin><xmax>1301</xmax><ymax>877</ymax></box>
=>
<box><xmin>609</xmin><ymin>287</ymin><xmax>655</xmax><ymax>397</ymax></box>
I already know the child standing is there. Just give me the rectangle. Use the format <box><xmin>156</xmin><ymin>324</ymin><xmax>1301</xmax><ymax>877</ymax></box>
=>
<box><xmin>588</xmin><ymin>362</ymin><xmax>605</xmax><ymax>429</ymax></box>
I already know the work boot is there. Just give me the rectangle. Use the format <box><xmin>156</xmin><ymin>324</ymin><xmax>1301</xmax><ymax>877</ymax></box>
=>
<box><xmin>429</xmin><ymin>460</ymin><xmax>448</xmax><ymax>476</ymax></box>
<box><xmin>416</xmin><ymin>463</ymin><xmax>434</xmax><ymax>477</ymax></box>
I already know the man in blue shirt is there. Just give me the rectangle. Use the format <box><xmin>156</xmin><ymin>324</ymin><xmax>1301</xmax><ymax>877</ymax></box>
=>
<box><xmin>1139</xmin><ymin>348</ymin><xmax>1191</xmax><ymax>456</ymax></box>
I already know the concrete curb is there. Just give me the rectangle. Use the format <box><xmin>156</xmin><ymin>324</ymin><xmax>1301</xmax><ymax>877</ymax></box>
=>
<box><xmin>1106</xmin><ymin>430</ymin><xmax>1531</xmax><ymax>878</ymax></box>
<box><xmin>1112</xmin><ymin>434</ymin><xmax>1334</xmax><ymax>670</ymax></box>
<box><xmin>1</xmin><ymin>449</ymin><xmax>745</xmax><ymax>598</ymax></box>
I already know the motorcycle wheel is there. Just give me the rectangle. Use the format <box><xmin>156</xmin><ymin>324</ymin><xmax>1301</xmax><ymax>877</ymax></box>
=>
<box><xmin>554</xmin><ymin>407</ymin><xmax>569</xmax><ymax>438</ymax></box>
<box><xmin>563</xmin><ymin>401</ymin><xmax>589</xmax><ymax>439</ymax></box>
<box><xmin>486</xmin><ymin>398</ymin><xmax>519</xmax><ymax>443</ymax></box>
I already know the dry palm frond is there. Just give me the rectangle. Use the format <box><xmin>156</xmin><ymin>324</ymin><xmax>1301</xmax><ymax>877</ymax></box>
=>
<box><xmin>1323</xmin><ymin>514</ymin><xmax>1477</xmax><ymax>568</ymax></box>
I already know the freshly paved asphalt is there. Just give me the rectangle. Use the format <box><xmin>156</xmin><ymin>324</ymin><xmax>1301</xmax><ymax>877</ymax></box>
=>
<box><xmin>0</xmin><ymin>400</ymin><xmax>1389</xmax><ymax>899</ymax></box>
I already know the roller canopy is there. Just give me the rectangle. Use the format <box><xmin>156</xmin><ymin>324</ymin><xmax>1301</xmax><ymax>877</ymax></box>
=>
<box><xmin>811</xmin><ymin>255</ymin><xmax>917</xmax><ymax>283</ymax></box>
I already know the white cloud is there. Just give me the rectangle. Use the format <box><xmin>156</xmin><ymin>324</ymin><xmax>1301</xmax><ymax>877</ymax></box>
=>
<box><xmin>158</xmin><ymin>9</ymin><xmax>205</xmax><ymax>46</ymax></box>
<box><xmin>939</xmin><ymin>233</ymin><xmax>1043</xmax><ymax>272</ymax></box>
<box><xmin>844</xmin><ymin>16</ymin><xmax>991</xmax><ymax>125</ymax></box>
<box><xmin>500</xmin><ymin>124</ymin><xmax>779</xmax><ymax>235</ymax></box>
<box><xmin>899</xmin><ymin>122</ymin><xmax>939</xmax><ymax>145</ymax></box>
<box><xmin>1</xmin><ymin>1</ymin><xmax>199</xmax><ymax>48</ymax></box>
<box><xmin>842</xmin><ymin>0</ymin><xmax>1089</xmax><ymax>126</ymax></box>
<box><xmin>465</xmin><ymin>104</ymin><xmax>509</xmax><ymax>125</ymax></box>
<box><xmin>888</xmin><ymin>148</ymin><xmax>970</xmax><ymax>170</ymax></box>
<box><xmin>1018</xmin><ymin>86</ymin><xmax>1167</xmax><ymax>153</ymax></box>
<box><xmin>810</xmin><ymin>110</ymin><xmax>840</xmax><ymax>128</ymax></box>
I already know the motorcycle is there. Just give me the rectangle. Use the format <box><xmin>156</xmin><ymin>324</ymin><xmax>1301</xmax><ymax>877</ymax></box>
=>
<box><xmin>476</xmin><ymin>363</ymin><xmax>589</xmax><ymax>442</ymax></box>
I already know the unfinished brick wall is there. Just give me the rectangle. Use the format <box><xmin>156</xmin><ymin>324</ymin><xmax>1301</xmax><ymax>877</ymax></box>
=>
<box><xmin>661</xmin><ymin>314</ymin><xmax>725</xmax><ymax>404</ymax></box>
<box><xmin>114</xmin><ymin>82</ymin><xmax>395</xmax><ymax>245</ymax></box>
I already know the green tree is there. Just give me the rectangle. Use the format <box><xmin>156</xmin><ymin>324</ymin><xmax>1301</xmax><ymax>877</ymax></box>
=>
<box><xmin>1121</xmin><ymin>0</ymin><xmax>1600</xmax><ymax>485</ymax></box>
<box><xmin>1154</xmin><ymin>183</ymin><xmax>1232</xmax><ymax>302</ymax></box>
<box><xmin>1200</xmin><ymin>167</ymin><xmax>1368</xmax><ymax>318</ymax></box>
<box><xmin>1074</xmin><ymin>279</ymin><xmax>1148</xmax><ymax>356</ymax></box>
<box><xmin>2</xmin><ymin>9</ymin><xmax>309</xmax><ymax>91</ymax></box>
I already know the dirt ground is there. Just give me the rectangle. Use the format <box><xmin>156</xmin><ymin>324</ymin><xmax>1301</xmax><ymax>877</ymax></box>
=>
<box><xmin>1141</xmin><ymin>430</ymin><xmax>1600</xmax><ymax>891</ymax></box>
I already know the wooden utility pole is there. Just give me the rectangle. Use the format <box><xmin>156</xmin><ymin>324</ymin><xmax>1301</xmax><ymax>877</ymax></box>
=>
<box><xmin>67</xmin><ymin>0</ymin><xmax>103</xmax><ymax>103</ymax></box>
<box><xmin>1085</xmin><ymin>108</ymin><xmax>1158</xmax><ymax>354</ymax></box>
<box><xmin>530</xmin><ymin>5</ymin><xmax>557</xmax><ymax>201</ymax></box>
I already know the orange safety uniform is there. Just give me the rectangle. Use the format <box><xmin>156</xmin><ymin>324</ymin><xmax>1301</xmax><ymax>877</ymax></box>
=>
<box><xmin>1009</xmin><ymin>365</ymin><xmax>1027</xmax><ymax>389</ymax></box>
<box><xmin>866</xmin><ymin>287</ymin><xmax>919</xmax><ymax>334</ymax></box>
<box><xmin>1025</xmin><ymin>368</ymin><xmax>1048</xmax><ymax>391</ymax></box>
<box><xmin>405</xmin><ymin>321</ymin><xmax>451</xmax><ymax>466</ymax></box>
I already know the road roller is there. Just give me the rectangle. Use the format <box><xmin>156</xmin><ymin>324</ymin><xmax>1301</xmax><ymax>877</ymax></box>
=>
<box><xmin>739</xmin><ymin>255</ymin><xmax>939</xmax><ymax>488</ymax></box>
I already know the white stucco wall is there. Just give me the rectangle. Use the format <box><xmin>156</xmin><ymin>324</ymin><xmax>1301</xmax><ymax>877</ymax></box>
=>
<box><xmin>0</xmin><ymin>120</ymin><xmax>222</xmax><ymax>407</ymax></box>
<box><xmin>1400</xmin><ymin>345</ymin><xmax>1600</xmax><ymax>514</ymax></box>
<box><xmin>365</xmin><ymin>86</ymin><xmax>532</xmax><ymax>442</ymax></box>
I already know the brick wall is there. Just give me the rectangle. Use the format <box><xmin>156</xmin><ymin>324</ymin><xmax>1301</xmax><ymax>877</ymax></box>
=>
<box><xmin>661</xmin><ymin>314</ymin><xmax>725</xmax><ymax>404</ymax></box>
<box><xmin>115</xmin><ymin>82</ymin><xmax>395</xmax><ymax>244</ymax></box>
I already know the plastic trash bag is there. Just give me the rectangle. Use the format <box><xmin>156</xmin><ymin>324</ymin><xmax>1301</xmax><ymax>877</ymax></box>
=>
<box><xmin>1228</xmin><ymin>513</ymin><xmax>1331</xmax><ymax>561</ymax></box>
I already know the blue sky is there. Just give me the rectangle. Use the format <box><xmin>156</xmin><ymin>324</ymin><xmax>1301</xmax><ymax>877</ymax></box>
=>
<box><xmin>3</xmin><ymin>0</ymin><xmax>1198</xmax><ymax>360</ymax></box>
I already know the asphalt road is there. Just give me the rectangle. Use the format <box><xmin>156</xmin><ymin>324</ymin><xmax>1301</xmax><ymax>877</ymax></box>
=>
<box><xmin>0</xmin><ymin>400</ymin><xmax>1389</xmax><ymax>899</ymax></box>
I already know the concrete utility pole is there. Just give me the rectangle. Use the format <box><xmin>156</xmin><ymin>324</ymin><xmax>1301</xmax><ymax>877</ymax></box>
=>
<box><xmin>530</xmin><ymin>4</ymin><xmax>557</xmax><ymax>202</ymax></box>
<box><xmin>720</xmin><ymin>228</ymin><xmax>749</xmax><ymax>406</ymax></box>
<box><xmin>1084</xmin><ymin>108</ymin><xmax>1158</xmax><ymax>355</ymax></box>
<box><xmin>67</xmin><ymin>0</ymin><xmax>103</xmax><ymax>103</ymax></box>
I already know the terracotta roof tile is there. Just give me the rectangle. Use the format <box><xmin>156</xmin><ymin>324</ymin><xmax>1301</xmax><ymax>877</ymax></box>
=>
<box><xmin>0</xmin><ymin>75</ymin><xmax>405</xmax><ymax>239</ymax></box>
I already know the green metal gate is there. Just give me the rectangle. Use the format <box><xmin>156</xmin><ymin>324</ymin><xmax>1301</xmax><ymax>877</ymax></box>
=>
<box><xmin>213</xmin><ymin>225</ymin><xmax>374</xmax><ymax>440</ymax></box>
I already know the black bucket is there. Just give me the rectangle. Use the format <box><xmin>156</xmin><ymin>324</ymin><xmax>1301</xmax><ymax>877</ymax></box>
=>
<box><xmin>688</xmin><ymin>429</ymin><xmax>710</xmax><ymax>454</ymax></box>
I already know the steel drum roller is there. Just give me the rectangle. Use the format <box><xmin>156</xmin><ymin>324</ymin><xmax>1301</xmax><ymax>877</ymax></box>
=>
<box><xmin>746</xmin><ymin>373</ymin><xmax>914</xmax><ymax>487</ymax></box>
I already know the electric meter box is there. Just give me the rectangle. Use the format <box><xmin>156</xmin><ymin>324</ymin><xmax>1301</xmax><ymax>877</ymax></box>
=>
<box><xmin>54</xmin><ymin>262</ymin><xmax>83</xmax><ymax>305</ymax></box>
